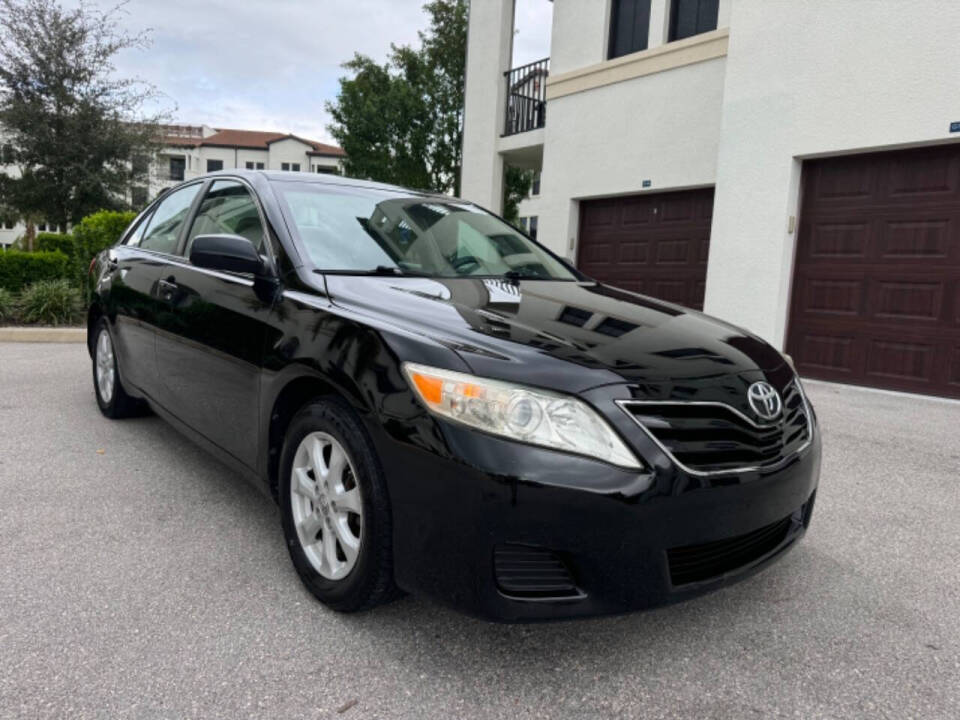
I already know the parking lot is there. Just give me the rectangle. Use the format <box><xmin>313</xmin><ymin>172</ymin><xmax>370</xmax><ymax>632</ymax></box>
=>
<box><xmin>1</xmin><ymin>342</ymin><xmax>958</xmax><ymax>719</ymax></box>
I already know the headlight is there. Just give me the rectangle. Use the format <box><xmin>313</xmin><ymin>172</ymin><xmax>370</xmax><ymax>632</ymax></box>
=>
<box><xmin>402</xmin><ymin>362</ymin><xmax>642</xmax><ymax>470</ymax></box>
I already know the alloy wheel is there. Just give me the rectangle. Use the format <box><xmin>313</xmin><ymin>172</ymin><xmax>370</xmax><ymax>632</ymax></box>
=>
<box><xmin>95</xmin><ymin>329</ymin><xmax>116</xmax><ymax>404</ymax></box>
<box><xmin>290</xmin><ymin>431</ymin><xmax>363</xmax><ymax>580</ymax></box>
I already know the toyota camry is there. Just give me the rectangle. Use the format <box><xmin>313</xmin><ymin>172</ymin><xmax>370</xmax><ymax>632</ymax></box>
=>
<box><xmin>88</xmin><ymin>170</ymin><xmax>820</xmax><ymax>621</ymax></box>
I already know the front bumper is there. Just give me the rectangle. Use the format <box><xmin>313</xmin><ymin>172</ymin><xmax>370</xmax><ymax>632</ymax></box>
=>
<box><xmin>372</xmin><ymin>382</ymin><xmax>821</xmax><ymax>622</ymax></box>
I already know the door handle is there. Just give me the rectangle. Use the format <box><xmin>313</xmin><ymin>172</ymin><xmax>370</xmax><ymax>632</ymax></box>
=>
<box><xmin>158</xmin><ymin>276</ymin><xmax>178</xmax><ymax>299</ymax></box>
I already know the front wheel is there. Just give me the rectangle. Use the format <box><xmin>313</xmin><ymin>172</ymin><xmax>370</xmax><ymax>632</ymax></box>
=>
<box><xmin>279</xmin><ymin>398</ymin><xmax>400</xmax><ymax>612</ymax></box>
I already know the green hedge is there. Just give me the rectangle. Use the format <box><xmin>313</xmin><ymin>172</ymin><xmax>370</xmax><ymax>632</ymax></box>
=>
<box><xmin>73</xmin><ymin>210</ymin><xmax>137</xmax><ymax>258</ymax></box>
<box><xmin>35</xmin><ymin>232</ymin><xmax>79</xmax><ymax>259</ymax></box>
<box><xmin>0</xmin><ymin>250</ymin><xmax>70</xmax><ymax>292</ymax></box>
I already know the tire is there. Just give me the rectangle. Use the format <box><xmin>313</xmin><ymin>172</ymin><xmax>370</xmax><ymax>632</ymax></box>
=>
<box><xmin>91</xmin><ymin>318</ymin><xmax>143</xmax><ymax>419</ymax></box>
<box><xmin>279</xmin><ymin>398</ymin><xmax>400</xmax><ymax>612</ymax></box>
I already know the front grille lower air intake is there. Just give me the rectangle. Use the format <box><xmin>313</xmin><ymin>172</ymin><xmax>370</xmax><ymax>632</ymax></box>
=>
<box><xmin>619</xmin><ymin>381</ymin><xmax>811</xmax><ymax>475</ymax></box>
<box><xmin>667</xmin><ymin>514</ymin><xmax>793</xmax><ymax>586</ymax></box>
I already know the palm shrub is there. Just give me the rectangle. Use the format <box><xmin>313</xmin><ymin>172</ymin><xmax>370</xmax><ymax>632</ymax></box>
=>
<box><xmin>18</xmin><ymin>279</ymin><xmax>83</xmax><ymax>326</ymax></box>
<box><xmin>0</xmin><ymin>287</ymin><xmax>15</xmax><ymax>323</ymax></box>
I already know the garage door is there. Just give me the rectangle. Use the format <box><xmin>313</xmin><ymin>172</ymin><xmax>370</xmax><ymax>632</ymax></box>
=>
<box><xmin>577</xmin><ymin>188</ymin><xmax>713</xmax><ymax>309</ymax></box>
<box><xmin>787</xmin><ymin>144</ymin><xmax>960</xmax><ymax>399</ymax></box>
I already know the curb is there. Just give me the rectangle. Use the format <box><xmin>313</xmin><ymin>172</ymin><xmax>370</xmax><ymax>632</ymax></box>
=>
<box><xmin>0</xmin><ymin>327</ymin><xmax>87</xmax><ymax>343</ymax></box>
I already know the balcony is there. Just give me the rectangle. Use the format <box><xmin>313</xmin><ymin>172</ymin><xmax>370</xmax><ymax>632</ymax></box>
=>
<box><xmin>503</xmin><ymin>57</ymin><xmax>549</xmax><ymax>136</ymax></box>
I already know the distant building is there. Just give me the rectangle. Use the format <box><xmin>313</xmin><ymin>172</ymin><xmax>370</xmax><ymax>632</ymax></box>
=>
<box><xmin>0</xmin><ymin>124</ymin><xmax>345</xmax><ymax>248</ymax></box>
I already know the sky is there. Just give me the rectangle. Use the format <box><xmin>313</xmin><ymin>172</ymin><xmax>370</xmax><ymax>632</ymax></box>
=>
<box><xmin>67</xmin><ymin>0</ymin><xmax>553</xmax><ymax>146</ymax></box>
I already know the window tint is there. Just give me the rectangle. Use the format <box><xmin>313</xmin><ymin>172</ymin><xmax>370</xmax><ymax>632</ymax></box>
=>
<box><xmin>185</xmin><ymin>180</ymin><xmax>265</xmax><ymax>258</ymax></box>
<box><xmin>139</xmin><ymin>183</ymin><xmax>202</xmax><ymax>254</ymax></box>
<box><xmin>609</xmin><ymin>0</ymin><xmax>651</xmax><ymax>59</ymax></box>
<box><xmin>669</xmin><ymin>0</ymin><xmax>718</xmax><ymax>41</ymax></box>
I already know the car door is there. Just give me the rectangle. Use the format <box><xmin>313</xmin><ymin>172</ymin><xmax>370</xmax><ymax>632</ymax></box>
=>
<box><xmin>153</xmin><ymin>178</ymin><xmax>276</xmax><ymax>470</ymax></box>
<box><xmin>105</xmin><ymin>183</ymin><xmax>203</xmax><ymax>399</ymax></box>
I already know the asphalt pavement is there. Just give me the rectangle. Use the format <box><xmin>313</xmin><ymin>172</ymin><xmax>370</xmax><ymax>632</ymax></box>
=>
<box><xmin>0</xmin><ymin>342</ymin><xmax>957</xmax><ymax>719</ymax></box>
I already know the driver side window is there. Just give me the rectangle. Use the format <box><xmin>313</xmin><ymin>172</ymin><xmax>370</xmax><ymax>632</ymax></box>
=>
<box><xmin>185</xmin><ymin>180</ymin><xmax>266</xmax><ymax>258</ymax></box>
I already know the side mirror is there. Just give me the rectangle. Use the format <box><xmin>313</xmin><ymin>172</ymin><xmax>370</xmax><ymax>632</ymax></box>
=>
<box><xmin>189</xmin><ymin>234</ymin><xmax>265</xmax><ymax>276</ymax></box>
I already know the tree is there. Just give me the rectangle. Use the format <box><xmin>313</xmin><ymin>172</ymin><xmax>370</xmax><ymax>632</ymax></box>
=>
<box><xmin>0</xmin><ymin>0</ymin><xmax>165</xmax><ymax>233</ymax></box>
<box><xmin>327</xmin><ymin>0</ymin><xmax>469</xmax><ymax>195</ymax></box>
<box><xmin>503</xmin><ymin>167</ymin><xmax>534</xmax><ymax>226</ymax></box>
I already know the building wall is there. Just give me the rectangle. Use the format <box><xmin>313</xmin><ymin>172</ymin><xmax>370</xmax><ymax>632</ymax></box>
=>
<box><xmin>236</xmin><ymin>149</ymin><xmax>270</xmax><ymax>169</ymax></box>
<box><xmin>706</xmin><ymin>0</ymin><xmax>960</xmax><ymax>346</ymax></box>
<box><xmin>538</xmin><ymin>52</ymin><xmax>726</xmax><ymax>260</ymax></box>
<box><xmin>268</xmin><ymin>138</ymin><xmax>312</xmax><ymax>170</ymax></box>
<box><xmin>461</xmin><ymin>0</ymin><xmax>960</xmax><ymax>352</ymax></box>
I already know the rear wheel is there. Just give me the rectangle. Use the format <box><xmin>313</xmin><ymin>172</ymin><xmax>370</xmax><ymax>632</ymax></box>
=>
<box><xmin>279</xmin><ymin>399</ymin><xmax>399</xmax><ymax>612</ymax></box>
<box><xmin>92</xmin><ymin>319</ymin><xmax>142</xmax><ymax>419</ymax></box>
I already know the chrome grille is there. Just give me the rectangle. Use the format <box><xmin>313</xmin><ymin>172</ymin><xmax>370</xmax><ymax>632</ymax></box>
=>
<box><xmin>618</xmin><ymin>381</ymin><xmax>811</xmax><ymax>475</ymax></box>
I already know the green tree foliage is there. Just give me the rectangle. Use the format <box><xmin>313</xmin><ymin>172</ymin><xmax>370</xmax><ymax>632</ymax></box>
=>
<box><xmin>327</xmin><ymin>0</ymin><xmax>467</xmax><ymax>195</ymax></box>
<box><xmin>503</xmin><ymin>167</ymin><xmax>534</xmax><ymax>226</ymax></box>
<box><xmin>0</xmin><ymin>0</ymin><xmax>165</xmax><ymax>230</ymax></box>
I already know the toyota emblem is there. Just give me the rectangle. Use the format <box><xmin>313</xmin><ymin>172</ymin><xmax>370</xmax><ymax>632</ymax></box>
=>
<box><xmin>747</xmin><ymin>381</ymin><xmax>782</xmax><ymax>421</ymax></box>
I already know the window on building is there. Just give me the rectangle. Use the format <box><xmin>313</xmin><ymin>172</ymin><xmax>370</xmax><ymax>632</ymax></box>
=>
<box><xmin>517</xmin><ymin>217</ymin><xmax>528</xmax><ymax>232</ymax></box>
<box><xmin>668</xmin><ymin>0</ymin><xmax>719</xmax><ymax>41</ymax></box>
<box><xmin>138</xmin><ymin>182</ymin><xmax>203</xmax><ymax>254</ymax></box>
<box><xmin>314</xmin><ymin>165</ymin><xmax>338</xmax><ymax>174</ymax></box>
<box><xmin>0</xmin><ymin>143</ymin><xmax>15</xmax><ymax>164</ymax></box>
<box><xmin>531</xmin><ymin>171</ymin><xmax>541</xmax><ymax>196</ymax></box>
<box><xmin>36</xmin><ymin>223</ymin><xmax>47</xmax><ymax>232</ymax></box>
<box><xmin>609</xmin><ymin>0</ymin><xmax>651</xmax><ymax>59</ymax></box>
<box><xmin>291</xmin><ymin>163</ymin><xmax>301</xmax><ymax>172</ymax></box>
<box><xmin>245</xmin><ymin>161</ymin><xmax>255</xmax><ymax>170</ymax></box>
<box><xmin>2</xmin><ymin>219</ymin><xmax>16</xmax><ymax>230</ymax></box>
<box><xmin>169</xmin><ymin>157</ymin><xmax>185</xmax><ymax>181</ymax></box>
<box><xmin>281</xmin><ymin>162</ymin><xmax>290</xmax><ymax>171</ymax></box>
<box><xmin>186</xmin><ymin>180</ymin><xmax>266</xmax><ymax>257</ymax></box>
<box><xmin>206</xmin><ymin>159</ymin><xmax>224</xmax><ymax>172</ymax></box>
<box><xmin>256</xmin><ymin>162</ymin><xmax>265</xmax><ymax>170</ymax></box>
<box><xmin>528</xmin><ymin>216</ymin><xmax>538</xmax><ymax>240</ymax></box>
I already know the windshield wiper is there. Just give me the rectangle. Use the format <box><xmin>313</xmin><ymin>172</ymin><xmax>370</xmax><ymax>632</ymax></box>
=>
<box><xmin>314</xmin><ymin>266</ymin><xmax>431</xmax><ymax>277</ymax></box>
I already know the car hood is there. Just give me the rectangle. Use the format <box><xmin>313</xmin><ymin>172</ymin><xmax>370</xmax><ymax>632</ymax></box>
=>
<box><xmin>323</xmin><ymin>275</ymin><xmax>786</xmax><ymax>393</ymax></box>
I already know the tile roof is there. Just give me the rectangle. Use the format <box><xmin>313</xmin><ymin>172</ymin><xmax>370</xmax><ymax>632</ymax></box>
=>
<box><xmin>185</xmin><ymin>128</ymin><xmax>345</xmax><ymax>156</ymax></box>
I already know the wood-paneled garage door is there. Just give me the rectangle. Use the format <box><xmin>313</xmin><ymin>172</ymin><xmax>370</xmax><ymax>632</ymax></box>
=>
<box><xmin>787</xmin><ymin>144</ymin><xmax>960</xmax><ymax>398</ymax></box>
<box><xmin>577</xmin><ymin>188</ymin><xmax>713</xmax><ymax>310</ymax></box>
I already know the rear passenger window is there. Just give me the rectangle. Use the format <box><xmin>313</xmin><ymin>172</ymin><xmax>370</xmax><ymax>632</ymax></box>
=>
<box><xmin>185</xmin><ymin>180</ymin><xmax>266</xmax><ymax>258</ymax></box>
<box><xmin>139</xmin><ymin>183</ymin><xmax>202</xmax><ymax>254</ymax></box>
<box><xmin>123</xmin><ymin>211</ymin><xmax>153</xmax><ymax>247</ymax></box>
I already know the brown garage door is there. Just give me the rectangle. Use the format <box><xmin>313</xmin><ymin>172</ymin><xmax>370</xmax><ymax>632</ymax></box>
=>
<box><xmin>787</xmin><ymin>144</ymin><xmax>960</xmax><ymax>398</ymax></box>
<box><xmin>578</xmin><ymin>188</ymin><xmax>713</xmax><ymax>309</ymax></box>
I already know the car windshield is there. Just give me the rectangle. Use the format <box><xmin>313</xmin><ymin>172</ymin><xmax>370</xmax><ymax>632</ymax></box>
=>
<box><xmin>276</xmin><ymin>183</ymin><xmax>576</xmax><ymax>280</ymax></box>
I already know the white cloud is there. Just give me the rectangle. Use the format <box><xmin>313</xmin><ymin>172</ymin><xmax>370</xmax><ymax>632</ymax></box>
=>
<box><xmin>61</xmin><ymin>0</ymin><xmax>557</xmax><ymax>144</ymax></box>
<box><xmin>66</xmin><ymin>0</ymin><xmax>430</xmax><ymax>143</ymax></box>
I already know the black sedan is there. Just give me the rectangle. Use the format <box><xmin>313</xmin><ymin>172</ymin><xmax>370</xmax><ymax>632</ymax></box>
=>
<box><xmin>88</xmin><ymin>171</ymin><xmax>820</xmax><ymax>621</ymax></box>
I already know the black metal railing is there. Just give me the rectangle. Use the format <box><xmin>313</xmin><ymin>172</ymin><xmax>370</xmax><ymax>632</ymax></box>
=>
<box><xmin>503</xmin><ymin>57</ymin><xmax>549</xmax><ymax>136</ymax></box>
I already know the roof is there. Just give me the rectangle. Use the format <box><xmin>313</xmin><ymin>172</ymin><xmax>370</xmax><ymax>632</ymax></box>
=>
<box><xmin>201</xmin><ymin>168</ymin><xmax>441</xmax><ymax>197</ymax></box>
<box><xmin>158</xmin><ymin>126</ymin><xmax>345</xmax><ymax>156</ymax></box>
